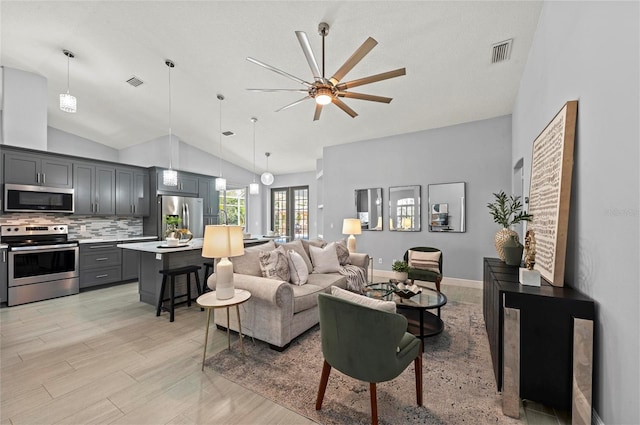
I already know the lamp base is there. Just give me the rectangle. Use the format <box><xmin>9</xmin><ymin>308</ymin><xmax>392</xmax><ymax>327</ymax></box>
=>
<box><xmin>216</xmin><ymin>258</ymin><xmax>235</xmax><ymax>299</ymax></box>
<box><xmin>347</xmin><ymin>234</ymin><xmax>357</xmax><ymax>253</ymax></box>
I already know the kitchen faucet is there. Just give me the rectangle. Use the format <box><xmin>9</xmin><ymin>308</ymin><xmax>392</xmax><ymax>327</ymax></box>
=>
<box><xmin>219</xmin><ymin>209</ymin><xmax>228</xmax><ymax>225</ymax></box>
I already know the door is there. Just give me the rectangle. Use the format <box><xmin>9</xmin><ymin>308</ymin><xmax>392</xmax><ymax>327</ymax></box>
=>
<box><xmin>271</xmin><ymin>186</ymin><xmax>309</xmax><ymax>240</ymax></box>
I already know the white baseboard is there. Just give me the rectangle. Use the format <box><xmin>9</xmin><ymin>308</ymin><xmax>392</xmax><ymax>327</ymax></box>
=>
<box><xmin>592</xmin><ymin>409</ymin><xmax>604</xmax><ymax>425</ymax></box>
<box><xmin>370</xmin><ymin>270</ymin><xmax>481</xmax><ymax>289</ymax></box>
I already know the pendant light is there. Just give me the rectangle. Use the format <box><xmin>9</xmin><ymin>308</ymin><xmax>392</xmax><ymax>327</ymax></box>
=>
<box><xmin>261</xmin><ymin>152</ymin><xmax>274</xmax><ymax>186</ymax></box>
<box><xmin>215</xmin><ymin>94</ymin><xmax>227</xmax><ymax>191</ymax></box>
<box><xmin>249</xmin><ymin>117</ymin><xmax>260</xmax><ymax>195</ymax></box>
<box><xmin>59</xmin><ymin>49</ymin><xmax>77</xmax><ymax>113</ymax></box>
<box><xmin>162</xmin><ymin>59</ymin><xmax>178</xmax><ymax>187</ymax></box>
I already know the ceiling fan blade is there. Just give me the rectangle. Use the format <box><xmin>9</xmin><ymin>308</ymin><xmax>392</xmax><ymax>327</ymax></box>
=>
<box><xmin>337</xmin><ymin>91</ymin><xmax>393</xmax><ymax>103</ymax></box>
<box><xmin>247</xmin><ymin>88</ymin><xmax>308</xmax><ymax>92</ymax></box>
<box><xmin>275</xmin><ymin>95</ymin><xmax>311</xmax><ymax>112</ymax></box>
<box><xmin>295</xmin><ymin>31</ymin><xmax>322</xmax><ymax>81</ymax></box>
<box><xmin>332</xmin><ymin>98</ymin><xmax>358</xmax><ymax>118</ymax></box>
<box><xmin>336</xmin><ymin>68</ymin><xmax>406</xmax><ymax>91</ymax></box>
<box><xmin>247</xmin><ymin>57</ymin><xmax>312</xmax><ymax>87</ymax></box>
<box><xmin>313</xmin><ymin>103</ymin><xmax>323</xmax><ymax>121</ymax></box>
<box><xmin>329</xmin><ymin>37</ymin><xmax>378</xmax><ymax>84</ymax></box>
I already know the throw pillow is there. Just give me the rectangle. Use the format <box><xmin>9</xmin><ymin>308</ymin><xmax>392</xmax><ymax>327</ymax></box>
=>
<box><xmin>330</xmin><ymin>286</ymin><xmax>396</xmax><ymax>313</ymax></box>
<box><xmin>277</xmin><ymin>239</ymin><xmax>314</xmax><ymax>274</ymax></box>
<box><xmin>408</xmin><ymin>250</ymin><xmax>441</xmax><ymax>273</ymax></box>
<box><xmin>259</xmin><ymin>246</ymin><xmax>290</xmax><ymax>281</ymax></box>
<box><xmin>301</xmin><ymin>239</ymin><xmax>327</xmax><ymax>259</ymax></box>
<box><xmin>230</xmin><ymin>240</ymin><xmax>276</xmax><ymax>277</ymax></box>
<box><xmin>334</xmin><ymin>239</ymin><xmax>351</xmax><ymax>266</ymax></box>
<box><xmin>309</xmin><ymin>243</ymin><xmax>341</xmax><ymax>274</ymax></box>
<box><xmin>287</xmin><ymin>249</ymin><xmax>309</xmax><ymax>285</ymax></box>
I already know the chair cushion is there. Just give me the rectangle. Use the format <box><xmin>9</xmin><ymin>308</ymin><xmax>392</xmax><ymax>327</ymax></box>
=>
<box><xmin>287</xmin><ymin>249</ymin><xmax>309</xmax><ymax>285</ymax></box>
<box><xmin>259</xmin><ymin>246</ymin><xmax>290</xmax><ymax>281</ymax></box>
<box><xmin>231</xmin><ymin>240</ymin><xmax>276</xmax><ymax>276</ymax></box>
<box><xmin>408</xmin><ymin>249</ymin><xmax>441</xmax><ymax>272</ymax></box>
<box><xmin>330</xmin><ymin>286</ymin><xmax>396</xmax><ymax>313</ymax></box>
<box><xmin>310</xmin><ymin>243</ymin><xmax>341</xmax><ymax>273</ymax></box>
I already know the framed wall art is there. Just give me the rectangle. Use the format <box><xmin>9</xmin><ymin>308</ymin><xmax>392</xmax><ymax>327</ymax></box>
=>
<box><xmin>528</xmin><ymin>100</ymin><xmax>578</xmax><ymax>287</ymax></box>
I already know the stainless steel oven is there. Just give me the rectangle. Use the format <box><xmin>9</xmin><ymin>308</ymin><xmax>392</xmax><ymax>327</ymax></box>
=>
<box><xmin>1</xmin><ymin>225</ymin><xmax>79</xmax><ymax>306</ymax></box>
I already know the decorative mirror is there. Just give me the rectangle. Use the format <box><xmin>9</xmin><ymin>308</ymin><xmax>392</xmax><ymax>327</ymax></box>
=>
<box><xmin>428</xmin><ymin>182</ymin><xmax>466</xmax><ymax>232</ymax></box>
<box><xmin>355</xmin><ymin>188</ymin><xmax>383</xmax><ymax>230</ymax></box>
<box><xmin>389</xmin><ymin>185</ymin><xmax>421</xmax><ymax>231</ymax></box>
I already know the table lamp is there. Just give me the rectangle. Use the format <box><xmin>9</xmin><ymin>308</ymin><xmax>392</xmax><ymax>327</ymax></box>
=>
<box><xmin>202</xmin><ymin>225</ymin><xmax>244</xmax><ymax>299</ymax></box>
<box><xmin>342</xmin><ymin>218</ymin><xmax>362</xmax><ymax>253</ymax></box>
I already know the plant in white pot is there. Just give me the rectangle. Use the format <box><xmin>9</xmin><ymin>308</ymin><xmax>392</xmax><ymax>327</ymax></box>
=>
<box><xmin>392</xmin><ymin>260</ymin><xmax>409</xmax><ymax>283</ymax></box>
<box><xmin>487</xmin><ymin>191</ymin><xmax>533</xmax><ymax>261</ymax></box>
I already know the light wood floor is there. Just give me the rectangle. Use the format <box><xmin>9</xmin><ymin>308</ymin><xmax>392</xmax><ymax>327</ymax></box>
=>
<box><xmin>1</xmin><ymin>279</ymin><xmax>568</xmax><ymax>425</ymax></box>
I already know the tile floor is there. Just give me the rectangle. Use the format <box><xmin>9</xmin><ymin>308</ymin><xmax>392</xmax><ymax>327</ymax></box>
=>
<box><xmin>0</xmin><ymin>277</ymin><xmax>571</xmax><ymax>424</ymax></box>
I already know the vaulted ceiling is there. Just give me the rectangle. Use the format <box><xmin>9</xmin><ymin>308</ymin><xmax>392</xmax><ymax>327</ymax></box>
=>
<box><xmin>1</xmin><ymin>1</ymin><xmax>542</xmax><ymax>174</ymax></box>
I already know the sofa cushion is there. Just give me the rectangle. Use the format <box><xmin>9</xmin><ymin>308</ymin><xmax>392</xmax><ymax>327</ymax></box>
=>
<box><xmin>310</xmin><ymin>243</ymin><xmax>341</xmax><ymax>273</ymax></box>
<box><xmin>291</xmin><ymin>273</ymin><xmax>346</xmax><ymax>313</ymax></box>
<box><xmin>231</xmin><ymin>240</ymin><xmax>276</xmax><ymax>277</ymax></box>
<box><xmin>301</xmin><ymin>239</ymin><xmax>326</xmax><ymax>259</ymax></box>
<box><xmin>277</xmin><ymin>239</ymin><xmax>313</xmax><ymax>274</ymax></box>
<box><xmin>287</xmin><ymin>249</ymin><xmax>309</xmax><ymax>285</ymax></box>
<box><xmin>259</xmin><ymin>246</ymin><xmax>290</xmax><ymax>281</ymax></box>
<box><xmin>331</xmin><ymin>286</ymin><xmax>396</xmax><ymax>313</ymax></box>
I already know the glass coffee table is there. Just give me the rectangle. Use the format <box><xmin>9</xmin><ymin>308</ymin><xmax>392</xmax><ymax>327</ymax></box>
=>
<box><xmin>365</xmin><ymin>282</ymin><xmax>447</xmax><ymax>340</ymax></box>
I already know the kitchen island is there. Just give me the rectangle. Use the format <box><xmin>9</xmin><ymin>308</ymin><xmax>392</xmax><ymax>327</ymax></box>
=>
<box><xmin>118</xmin><ymin>238</ymin><xmax>270</xmax><ymax>306</ymax></box>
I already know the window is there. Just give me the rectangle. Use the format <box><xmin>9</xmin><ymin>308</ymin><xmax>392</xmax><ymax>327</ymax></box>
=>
<box><xmin>271</xmin><ymin>186</ymin><xmax>309</xmax><ymax>240</ymax></box>
<box><xmin>395</xmin><ymin>197</ymin><xmax>415</xmax><ymax>230</ymax></box>
<box><xmin>219</xmin><ymin>187</ymin><xmax>246</xmax><ymax>227</ymax></box>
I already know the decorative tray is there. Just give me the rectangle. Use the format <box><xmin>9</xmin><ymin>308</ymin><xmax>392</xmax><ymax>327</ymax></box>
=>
<box><xmin>156</xmin><ymin>243</ymin><xmax>190</xmax><ymax>248</ymax></box>
<box><xmin>391</xmin><ymin>282</ymin><xmax>422</xmax><ymax>299</ymax></box>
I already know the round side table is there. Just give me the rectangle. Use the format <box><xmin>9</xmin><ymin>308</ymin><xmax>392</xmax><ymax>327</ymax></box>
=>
<box><xmin>196</xmin><ymin>289</ymin><xmax>251</xmax><ymax>371</ymax></box>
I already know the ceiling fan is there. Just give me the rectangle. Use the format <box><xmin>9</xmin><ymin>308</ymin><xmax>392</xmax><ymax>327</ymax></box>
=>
<box><xmin>247</xmin><ymin>22</ymin><xmax>406</xmax><ymax>121</ymax></box>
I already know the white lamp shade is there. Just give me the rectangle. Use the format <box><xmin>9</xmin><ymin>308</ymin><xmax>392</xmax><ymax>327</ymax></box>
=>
<box><xmin>261</xmin><ymin>172</ymin><xmax>274</xmax><ymax>186</ymax></box>
<box><xmin>59</xmin><ymin>93</ymin><xmax>77</xmax><ymax>113</ymax></box>
<box><xmin>342</xmin><ymin>218</ymin><xmax>362</xmax><ymax>235</ymax></box>
<box><xmin>249</xmin><ymin>182</ymin><xmax>260</xmax><ymax>195</ymax></box>
<box><xmin>162</xmin><ymin>169</ymin><xmax>178</xmax><ymax>187</ymax></box>
<box><xmin>202</xmin><ymin>225</ymin><xmax>244</xmax><ymax>258</ymax></box>
<box><xmin>215</xmin><ymin>177</ymin><xmax>227</xmax><ymax>191</ymax></box>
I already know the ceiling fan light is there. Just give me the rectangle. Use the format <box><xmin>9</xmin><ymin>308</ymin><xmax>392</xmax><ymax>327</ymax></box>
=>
<box><xmin>215</xmin><ymin>177</ymin><xmax>227</xmax><ymax>191</ymax></box>
<box><xmin>249</xmin><ymin>182</ymin><xmax>260</xmax><ymax>195</ymax></box>
<box><xmin>59</xmin><ymin>93</ymin><xmax>77</xmax><ymax>113</ymax></box>
<box><xmin>315</xmin><ymin>87</ymin><xmax>333</xmax><ymax>105</ymax></box>
<box><xmin>261</xmin><ymin>172</ymin><xmax>274</xmax><ymax>186</ymax></box>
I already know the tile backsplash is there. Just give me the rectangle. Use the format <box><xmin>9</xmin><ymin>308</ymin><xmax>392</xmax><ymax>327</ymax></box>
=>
<box><xmin>0</xmin><ymin>213</ymin><xmax>145</xmax><ymax>240</ymax></box>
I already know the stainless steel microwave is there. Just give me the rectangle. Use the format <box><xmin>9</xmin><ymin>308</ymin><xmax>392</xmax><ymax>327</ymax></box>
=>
<box><xmin>4</xmin><ymin>184</ymin><xmax>75</xmax><ymax>213</ymax></box>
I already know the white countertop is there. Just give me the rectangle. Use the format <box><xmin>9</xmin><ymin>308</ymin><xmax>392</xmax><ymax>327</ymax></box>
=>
<box><xmin>78</xmin><ymin>236</ymin><xmax>158</xmax><ymax>244</ymax></box>
<box><xmin>117</xmin><ymin>238</ymin><xmax>204</xmax><ymax>253</ymax></box>
<box><xmin>0</xmin><ymin>244</ymin><xmax>7</xmax><ymax>249</ymax></box>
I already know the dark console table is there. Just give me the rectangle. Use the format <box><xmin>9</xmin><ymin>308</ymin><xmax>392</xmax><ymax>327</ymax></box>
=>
<box><xmin>483</xmin><ymin>258</ymin><xmax>595</xmax><ymax>423</ymax></box>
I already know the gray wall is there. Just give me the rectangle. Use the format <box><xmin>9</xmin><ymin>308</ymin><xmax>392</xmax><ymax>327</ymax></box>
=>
<box><xmin>48</xmin><ymin>127</ymin><xmax>119</xmax><ymax>162</ymax></box>
<box><xmin>512</xmin><ymin>1</ymin><xmax>639</xmax><ymax>423</ymax></box>
<box><xmin>322</xmin><ymin>115</ymin><xmax>512</xmax><ymax>280</ymax></box>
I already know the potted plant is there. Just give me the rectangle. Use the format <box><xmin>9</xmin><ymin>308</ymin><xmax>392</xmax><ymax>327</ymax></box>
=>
<box><xmin>164</xmin><ymin>215</ymin><xmax>182</xmax><ymax>239</ymax></box>
<box><xmin>487</xmin><ymin>191</ymin><xmax>533</xmax><ymax>261</ymax></box>
<box><xmin>392</xmin><ymin>260</ymin><xmax>410</xmax><ymax>283</ymax></box>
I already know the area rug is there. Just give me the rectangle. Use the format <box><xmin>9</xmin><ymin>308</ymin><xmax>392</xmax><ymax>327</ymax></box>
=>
<box><xmin>206</xmin><ymin>301</ymin><xmax>522</xmax><ymax>425</ymax></box>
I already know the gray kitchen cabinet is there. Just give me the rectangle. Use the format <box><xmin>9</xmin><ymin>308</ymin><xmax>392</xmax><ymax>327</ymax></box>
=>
<box><xmin>79</xmin><ymin>242</ymin><xmax>122</xmax><ymax>288</ymax></box>
<box><xmin>4</xmin><ymin>151</ymin><xmax>73</xmax><ymax>188</ymax></box>
<box><xmin>121</xmin><ymin>245</ymin><xmax>140</xmax><ymax>281</ymax></box>
<box><xmin>74</xmin><ymin>163</ymin><xmax>116</xmax><ymax>215</ymax></box>
<box><xmin>116</xmin><ymin>167</ymin><xmax>150</xmax><ymax>216</ymax></box>
<box><xmin>198</xmin><ymin>177</ymin><xmax>220</xmax><ymax>216</ymax></box>
<box><xmin>1</xmin><ymin>248</ymin><xmax>7</xmax><ymax>304</ymax></box>
<box><xmin>157</xmin><ymin>170</ymin><xmax>198</xmax><ymax>195</ymax></box>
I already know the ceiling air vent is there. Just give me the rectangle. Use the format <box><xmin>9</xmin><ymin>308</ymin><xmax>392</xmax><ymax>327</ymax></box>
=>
<box><xmin>491</xmin><ymin>39</ymin><xmax>513</xmax><ymax>63</ymax></box>
<box><xmin>125</xmin><ymin>76</ymin><xmax>144</xmax><ymax>87</ymax></box>
<box><xmin>222</xmin><ymin>131</ymin><xmax>235</xmax><ymax>137</ymax></box>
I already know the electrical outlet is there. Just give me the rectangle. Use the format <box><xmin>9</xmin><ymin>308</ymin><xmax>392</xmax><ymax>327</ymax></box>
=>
<box><xmin>378</xmin><ymin>258</ymin><xmax>383</xmax><ymax>264</ymax></box>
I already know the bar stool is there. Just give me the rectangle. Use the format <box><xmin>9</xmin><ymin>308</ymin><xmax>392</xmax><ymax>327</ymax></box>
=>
<box><xmin>156</xmin><ymin>265</ymin><xmax>202</xmax><ymax>322</ymax></box>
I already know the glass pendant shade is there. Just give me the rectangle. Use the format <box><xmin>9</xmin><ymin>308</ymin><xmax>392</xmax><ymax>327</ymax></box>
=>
<box><xmin>59</xmin><ymin>93</ymin><xmax>77</xmax><ymax>113</ymax></box>
<box><xmin>261</xmin><ymin>172</ymin><xmax>274</xmax><ymax>186</ymax></box>
<box><xmin>162</xmin><ymin>169</ymin><xmax>178</xmax><ymax>187</ymax></box>
<box><xmin>215</xmin><ymin>177</ymin><xmax>227</xmax><ymax>191</ymax></box>
<box><xmin>249</xmin><ymin>182</ymin><xmax>260</xmax><ymax>195</ymax></box>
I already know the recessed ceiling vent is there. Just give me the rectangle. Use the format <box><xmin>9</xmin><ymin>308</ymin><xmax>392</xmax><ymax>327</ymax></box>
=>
<box><xmin>222</xmin><ymin>131</ymin><xmax>235</xmax><ymax>137</ymax></box>
<box><xmin>491</xmin><ymin>39</ymin><xmax>513</xmax><ymax>63</ymax></box>
<box><xmin>126</xmin><ymin>76</ymin><xmax>144</xmax><ymax>87</ymax></box>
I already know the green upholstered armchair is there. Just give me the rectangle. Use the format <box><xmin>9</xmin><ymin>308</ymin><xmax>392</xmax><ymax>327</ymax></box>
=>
<box><xmin>404</xmin><ymin>247</ymin><xmax>443</xmax><ymax>292</ymax></box>
<box><xmin>315</xmin><ymin>293</ymin><xmax>423</xmax><ymax>425</ymax></box>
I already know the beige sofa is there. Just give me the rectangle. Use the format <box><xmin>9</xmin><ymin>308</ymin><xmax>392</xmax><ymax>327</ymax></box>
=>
<box><xmin>207</xmin><ymin>239</ymin><xmax>370</xmax><ymax>350</ymax></box>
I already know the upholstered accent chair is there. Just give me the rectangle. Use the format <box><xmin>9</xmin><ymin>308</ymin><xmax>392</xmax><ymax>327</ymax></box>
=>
<box><xmin>404</xmin><ymin>247</ymin><xmax>443</xmax><ymax>292</ymax></box>
<box><xmin>315</xmin><ymin>293</ymin><xmax>423</xmax><ymax>425</ymax></box>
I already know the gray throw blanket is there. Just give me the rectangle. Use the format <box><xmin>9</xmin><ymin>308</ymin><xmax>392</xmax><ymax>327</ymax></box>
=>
<box><xmin>339</xmin><ymin>265</ymin><xmax>367</xmax><ymax>294</ymax></box>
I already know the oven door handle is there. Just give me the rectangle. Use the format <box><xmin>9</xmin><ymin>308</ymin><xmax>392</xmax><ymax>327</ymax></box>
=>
<box><xmin>10</xmin><ymin>243</ymin><xmax>78</xmax><ymax>252</ymax></box>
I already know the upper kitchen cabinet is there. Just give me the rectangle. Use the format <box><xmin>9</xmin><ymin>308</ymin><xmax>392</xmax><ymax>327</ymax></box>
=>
<box><xmin>198</xmin><ymin>177</ymin><xmax>220</xmax><ymax>216</ymax></box>
<box><xmin>73</xmin><ymin>162</ymin><xmax>116</xmax><ymax>215</ymax></box>
<box><xmin>156</xmin><ymin>169</ymin><xmax>198</xmax><ymax>195</ymax></box>
<box><xmin>4</xmin><ymin>151</ymin><xmax>73</xmax><ymax>188</ymax></box>
<box><xmin>116</xmin><ymin>167</ymin><xmax>150</xmax><ymax>216</ymax></box>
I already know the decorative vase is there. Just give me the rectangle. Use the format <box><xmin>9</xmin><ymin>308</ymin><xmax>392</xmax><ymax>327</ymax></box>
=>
<box><xmin>393</xmin><ymin>271</ymin><xmax>408</xmax><ymax>283</ymax></box>
<box><xmin>502</xmin><ymin>235</ymin><xmax>524</xmax><ymax>266</ymax></box>
<box><xmin>494</xmin><ymin>228</ymin><xmax>518</xmax><ymax>261</ymax></box>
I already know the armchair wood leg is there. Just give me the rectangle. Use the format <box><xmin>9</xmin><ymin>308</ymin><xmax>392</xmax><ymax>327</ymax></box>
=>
<box><xmin>316</xmin><ymin>360</ymin><xmax>332</xmax><ymax>410</ymax></box>
<box><xmin>369</xmin><ymin>382</ymin><xmax>378</xmax><ymax>425</ymax></box>
<box><xmin>436</xmin><ymin>276</ymin><xmax>442</xmax><ymax>292</ymax></box>
<box><xmin>415</xmin><ymin>346</ymin><xmax>423</xmax><ymax>406</ymax></box>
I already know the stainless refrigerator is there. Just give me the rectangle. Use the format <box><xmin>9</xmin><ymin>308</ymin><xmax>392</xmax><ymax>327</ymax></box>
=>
<box><xmin>158</xmin><ymin>196</ymin><xmax>204</xmax><ymax>239</ymax></box>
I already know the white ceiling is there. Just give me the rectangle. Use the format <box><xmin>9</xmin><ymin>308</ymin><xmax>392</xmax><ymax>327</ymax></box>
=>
<box><xmin>1</xmin><ymin>1</ymin><xmax>542</xmax><ymax>175</ymax></box>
